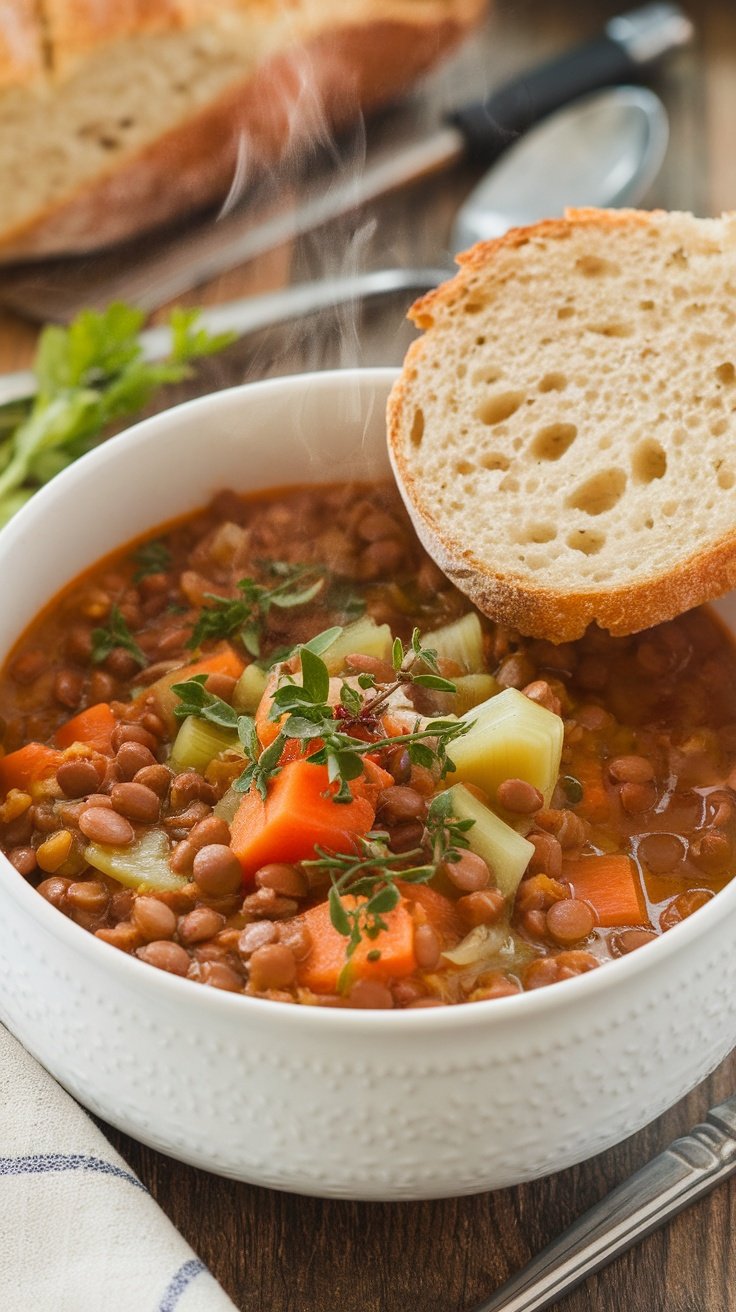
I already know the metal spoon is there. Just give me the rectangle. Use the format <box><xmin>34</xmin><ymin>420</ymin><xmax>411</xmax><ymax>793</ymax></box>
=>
<box><xmin>0</xmin><ymin>86</ymin><xmax>668</xmax><ymax>410</ymax></box>
<box><xmin>468</xmin><ymin>1090</ymin><xmax>736</xmax><ymax>1312</ymax></box>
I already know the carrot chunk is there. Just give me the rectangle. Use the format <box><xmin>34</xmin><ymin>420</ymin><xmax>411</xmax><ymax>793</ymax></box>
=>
<box><xmin>0</xmin><ymin>742</ymin><xmax>63</xmax><ymax>794</ymax></box>
<box><xmin>230</xmin><ymin>758</ymin><xmax>375</xmax><ymax>881</ymax></box>
<box><xmin>54</xmin><ymin>703</ymin><xmax>117</xmax><ymax>754</ymax></box>
<box><xmin>143</xmin><ymin>643</ymin><xmax>245</xmax><ymax>730</ymax></box>
<box><xmin>297</xmin><ymin>895</ymin><xmax>416</xmax><ymax>994</ymax></box>
<box><xmin>563</xmin><ymin>854</ymin><xmax>647</xmax><ymax>927</ymax></box>
<box><xmin>570</xmin><ymin>754</ymin><xmax>611</xmax><ymax>824</ymax></box>
<box><xmin>397</xmin><ymin>880</ymin><xmax>464</xmax><ymax>944</ymax></box>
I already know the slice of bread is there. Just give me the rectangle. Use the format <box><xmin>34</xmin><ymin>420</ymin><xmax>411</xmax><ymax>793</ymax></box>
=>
<box><xmin>0</xmin><ymin>0</ymin><xmax>485</xmax><ymax>261</ymax></box>
<box><xmin>387</xmin><ymin>208</ymin><xmax>736</xmax><ymax>643</ymax></box>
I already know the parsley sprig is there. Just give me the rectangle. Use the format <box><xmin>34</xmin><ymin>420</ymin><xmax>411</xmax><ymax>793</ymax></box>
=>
<box><xmin>0</xmin><ymin>304</ymin><xmax>236</xmax><ymax>527</ymax></box>
<box><xmin>187</xmin><ymin>562</ymin><xmax>325</xmax><ymax>657</ymax></box>
<box><xmin>91</xmin><ymin>604</ymin><xmax>146</xmax><ymax>668</ymax></box>
<box><xmin>132</xmin><ymin>539</ymin><xmax>172</xmax><ymax>582</ymax></box>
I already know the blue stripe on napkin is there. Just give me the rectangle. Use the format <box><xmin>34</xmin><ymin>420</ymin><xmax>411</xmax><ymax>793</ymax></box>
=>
<box><xmin>158</xmin><ymin>1259</ymin><xmax>208</xmax><ymax>1311</ymax></box>
<box><xmin>0</xmin><ymin>1152</ymin><xmax>146</xmax><ymax>1190</ymax></box>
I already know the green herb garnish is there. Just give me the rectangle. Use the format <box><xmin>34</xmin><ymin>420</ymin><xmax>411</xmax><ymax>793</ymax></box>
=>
<box><xmin>188</xmin><ymin>562</ymin><xmax>325</xmax><ymax>657</ymax></box>
<box><xmin>90</xmin><ymin>604</ymin><xmax>147</xmax><ymax>669</ymax></box>
<box><xmin>303</xmin><ymin>834</ymin><xmax>434</xmax><ymax>991</ymax></box>
<box><xmin>132</xmin><ymin>540</ymin><xmax>172</xmax><ymax>582</ymax></box>
<box><xmin>0</xmin><ymin>304</ymin><xmax>236</xmax><ymax>527</ymax></box>
<box><xmin>425</xmin><ymin>791</ymin><xmax>475</xmax><ymax>865</ymax></box>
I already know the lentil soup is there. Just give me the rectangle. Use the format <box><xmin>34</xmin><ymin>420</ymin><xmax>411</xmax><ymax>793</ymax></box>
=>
<box><xmin>1</xmin><ymin>481</ymin><xmax>735</xmax><ymax>1009</ymax></box>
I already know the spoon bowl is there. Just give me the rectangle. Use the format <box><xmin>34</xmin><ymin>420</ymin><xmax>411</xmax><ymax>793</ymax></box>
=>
<box><xmin>451</xmin><ymin>85</ymin><xmax>669</xmax><ymax>250</ymax></box>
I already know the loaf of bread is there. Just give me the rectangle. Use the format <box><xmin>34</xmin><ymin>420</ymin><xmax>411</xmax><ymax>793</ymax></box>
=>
<box><xmin>387</xmin><ymin>208</ymin><xmax>736</xmax><ymax>643</ymax></box>
<box><xmin>0</xmin><ymin>0</ymin><xmax>484</xmax><ymax>261</ymax></box>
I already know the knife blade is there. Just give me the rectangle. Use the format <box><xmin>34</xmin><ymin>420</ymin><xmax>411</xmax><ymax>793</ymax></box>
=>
<box><xmin>0</xmin><ymin>3</ymin><xmax>692</xmax><ymax>324</ymax></box>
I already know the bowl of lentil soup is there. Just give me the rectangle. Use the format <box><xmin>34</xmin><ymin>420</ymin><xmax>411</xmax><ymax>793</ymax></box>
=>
<box><xmin>0</xmin><ymin>368</ymin><xmax>735</xmax><ymax>1200</ymax></box>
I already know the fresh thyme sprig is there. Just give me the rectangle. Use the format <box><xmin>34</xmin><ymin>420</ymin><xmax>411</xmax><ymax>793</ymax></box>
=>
<box><xmin>187</xmin><ymin>562</ymin><xmax>326</xmax><ymax>657</ymax></box>
<box><xmin>303</xmin><ymin>834</ymin><xmax>434</xmax><ymax>990</ymax></box>
<box><xmin>91</xmin><ymin>604</ymin><xmax>146</xmax><ymax>668</ymax></box>
<box><xmin>425</xmin><ymin>791</ymin><xmax>475</xmax><ymax>865</ymax></box>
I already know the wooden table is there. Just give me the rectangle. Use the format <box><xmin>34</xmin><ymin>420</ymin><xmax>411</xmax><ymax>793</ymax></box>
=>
<box><xmin>2</xmin><ymin>2</ymin><xmax>736</xmax><ymax>1308</ymax></box>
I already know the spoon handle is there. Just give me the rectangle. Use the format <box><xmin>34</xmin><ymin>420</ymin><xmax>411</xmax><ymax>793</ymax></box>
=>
<box><xmin>470</xmin><ymin>1096</ymin><xmax>736</xmax><ymax>1312</ymax></box>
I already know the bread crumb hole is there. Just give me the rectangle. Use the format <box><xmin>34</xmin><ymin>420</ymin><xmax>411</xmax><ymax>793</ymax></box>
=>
<box><xmin>481</xmin><ymin>453</ymin><xmax>510</xmax><ymax>471</ymax></box>
<box><xmin>662</xmin><ymin>501</ymin><xmax>677</xmax><ymax>517</ymax></box>
<box><xmin>538</xmin><ymin>372</ymin><xmax>568</xmax><ymax>393</ymax></box>
<box><xmin>711</xmin><ymin>419</ymin><xmax>728</xmax><ymax>437</ymax></box>
<box><xmin>477</xmin><ymin>391</ymin><xmax>525</xmax><ymax>426</ymax></box>
<box><xmin>532</xmin><ymin>423</ymin><xmax>578</xmax><ymax>461</ymax></box>
<box><xmin>716</xmin><ymin>362</ymin><xmax>736</xmax><ymax>385</ymax></box>
<box><xmin>557</xmin><ymin>306</ymin><xmax>575</xmax><ymax>320</ymax></box>
<box><xmin>566</xmin><ymin>468</ymin><xmax>627</xmax><ymax>516</ymax></box>
<box><xmin>718</xmin><ymin>467</ymin><xmax>735</xmax><ymax>489</ymax></box>
<box><xmin>587</xmin><ymin>322</ymin><xmax>633</xmax><ymax>338</ymax></box>
<box><xmin>640</xmin><ymin>299</ymin><xmax>655</xmax><ymax>310</ymax></box>
<box><xmin>632</xmin><ymin>439</ymin><xmax>667</xmax><ymax>483</ymax></box>
<box><xmin>455</xmin><ymin>459</ymin><xmax>474</xmax><ymax>476</ymax></box>
<box><xmin>516</xmin><ymin>523</ymin><xmax>557</xmax><ymax>545</ymax></box>
<box><xmin>410</xmin><ymin>409</ymin><xmax>424</xmax><ymax>448</ymax></box>
<box><xmin>464</xmin><ymin>301</ymin><xmax>484</xmax><ymax>314</ymax></box>
<box><xmin>576</xmin><ymin>256</ymin><xmax>620</xmax><ymax>277</ymax></box>
<box><xmin>499</xmin><ymin>475</ymin><xmax>519</xmax><ymax>492</ymax></box>
<box><xmin>456</xmin><ymin>363</ymin><xmax>467</xmax><ymax>379</ymax></box>
<box><xmin>566</xmin><ymin>529</ymin><xmax>605</xmax><ymax>556</ymax></box>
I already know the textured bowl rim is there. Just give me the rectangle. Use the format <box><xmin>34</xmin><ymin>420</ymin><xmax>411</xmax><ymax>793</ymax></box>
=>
<box><xmin>0</xmin><ymin>367</ymin><xmax>734</xmax><ymax>1036</ymax></box>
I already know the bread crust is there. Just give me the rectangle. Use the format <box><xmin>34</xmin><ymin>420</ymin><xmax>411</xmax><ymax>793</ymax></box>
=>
<box><xmin>0</xmin><ymin>0</ymin><xmax>485</xmax><ymax>259</ymax></box>
<box><xmin>0</xmin><ymin>0</ymin><xmax>43</xmax><ymax>89</ymax></box>
<box><xmin>387</xmin><ymin>208</ymin><xmax>736</xmax><ymax>643</ymax></box>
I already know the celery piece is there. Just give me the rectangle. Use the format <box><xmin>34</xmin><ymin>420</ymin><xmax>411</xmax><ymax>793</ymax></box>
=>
<box><xmin>214</xmin><ymin>786</ymin><xmax>241</xmax><ymax>824</ymax></box>
<box><xmin>169</xmin><ymin>715</ymin><xmax>237</xmax><ymax>773</ymax></box>
<box><xmin>421</xmin><ymin>613</ymin><xmax>484</xmax><ymax>673</ymax></box>
<box><xmin>448</xmin><ymin>687</ymin><xmax>563</xmax><ymax>828</ymax></box>
<box><xmin>233</xmin><ymin>663</ymin><xmax>269</xmax><ymax>714</ymax></box>
<box><xmin>452</xmin><ymin>673</ymin><xmax>499</xmax><ymax>716</ymax></box>
<box><xmin>85</xmin><ymin>829</ymin><xmax>185</xmax><ymax>892</ymax></box>
<box><xmin>445</xmin><ymin>783</ymin><xmax>534</xmax><ymax>899</ymax></box>
<box><xmin>321</xmin><ymin>616</ymin><xmax>393</xmax><ymax>676</ymax></box>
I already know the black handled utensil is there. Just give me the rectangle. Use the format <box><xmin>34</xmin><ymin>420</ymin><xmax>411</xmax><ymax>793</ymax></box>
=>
<box><xmin>0</xmin><ymin>3</ymin><xmax>693</xmax><ymax>321</ymax></box>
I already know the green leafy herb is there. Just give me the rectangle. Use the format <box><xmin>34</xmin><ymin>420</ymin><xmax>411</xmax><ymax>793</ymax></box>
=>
<box><xmin>304</xmin><ymin>834</ymin><xmax>434</xmax><ymax>990</ymax></box>
<box><xmin>0</xmin><ymin>304</ymin><xmax>236</xmax><ymax>528</ymax></box>
<box><xmin>188</xmin><ymin>562</ymin><xmax>325</xmax><ymax>657</ymax></box>
<box><xmin>561</xmin><ymin>774</ymin><xmax>584</xmax><ymax>804</ymax></box>
<box><xmin>132</xmin><ymin>539</ymin><xmax>172</xmax><ymax>582</ymax></box>
<box><xmin>90</xmin><ymin>604</ymin><xmax>146</xmax><ymax>668</ymax></box>
<box><xmin>425</xmin><ymin>791</ymin><xmax>475</xmax><ymax>865</ymax></box>
<box><xmin>170</xmin><ymin>674</ymin><xmax>239</xmax><ymax>729</ymax></box>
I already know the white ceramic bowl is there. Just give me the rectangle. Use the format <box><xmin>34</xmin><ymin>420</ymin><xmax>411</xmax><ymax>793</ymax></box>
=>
<box><xmin>0</xmin><ymin>369</ymin><xmax>735</xmax><ymax>1201</ymax></box>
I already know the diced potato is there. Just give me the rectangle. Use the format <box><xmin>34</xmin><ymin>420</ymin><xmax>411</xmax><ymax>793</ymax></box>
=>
<box><xmin>445</xmin><ymin>784</ymin><xmax>534</xmax><ymax>899</ymax></box>
<box><xmin>452</xmin><ymin>673</ymin><xmax>499</xmax><ymax>716</ymax></box>
<box><xmin>448</xmin><ymin>687</ymin><xmax>563</xmax><ymax>830</ymax></box>
<box><xmin>321</xmin><ymin>617</ymin><xmax>393</xmax><ymax>676</ymax></box>
<box><xmin>233</xmin><ymin>663</ymin><xmax>269</xmax><ymax>714</ymax></box>
<box><xmin>85</xmin><ymin>829</ymin><xmax>185</xmax><ymax>892</ymax></box>
<box><xmin>421</xmin><ymin>613</ymin><xmax>484</xmax><ymax>673</ymax></box>
<box><xmin>169</xmin><ymin>716</ymin><xmax>238</xmax><ymax>773</ymax></box>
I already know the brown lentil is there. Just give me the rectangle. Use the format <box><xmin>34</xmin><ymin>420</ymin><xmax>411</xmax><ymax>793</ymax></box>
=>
<box><xmin>78</xmin><ymin>806</ymin><xmax>135</xmax><ymax>846</ymax></box>
<box><xmin>132</xmin><ymin>897</ymin><xmax>177</xmax><ymax>941</ymax></box>
<box><xmin>496</xmin><ymin>777</ymin><xmax>544</xmax><ymax>815</ymax></box>
<box><xmin>56</xmin><ymin>758</ymin><xmax>103</xmax><ymax>798</ymax></box>
<box><xmin>192</xmin><ymin>844</ymin><xmax>242</xmax><ymax>896</ymax></box>
<box><xmin>178</xmin><ymin>906</ymin><xmax>226</xmax><ymax>945</ymax></box>
<box><xmin>255</xmin><ymin>863</ymin><xmax>308</xmax><ymax>898</ymax></box>
<box><xmin>441</xmin><ymin>850</ymin><xmax>491</xmax><ymax>893</ymax></box>
<box><xmin>248</xmin><ymin>942</ymin><xmax>297</xmax><ymax>991</ymax></box>
<box><xmin>137</xmin><ymin>940</ymin><xmax>190</xmax><ymax>976</ymax></box>
<box><xmin>458</xmin><ymin>887</ymin><xmax>506</xmax><ymax>927</ymax></box>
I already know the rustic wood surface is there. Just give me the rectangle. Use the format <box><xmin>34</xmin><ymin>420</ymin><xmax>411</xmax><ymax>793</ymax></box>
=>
<box><xmin>2</xmin><ymin>1</ymin><xmax>736</xmax><ymax>1308</ymax></box>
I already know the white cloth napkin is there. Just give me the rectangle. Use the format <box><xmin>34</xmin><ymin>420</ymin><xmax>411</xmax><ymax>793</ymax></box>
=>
<box><xmin>0</xmin><ymin>1025</ymin><xmax>238</xmax><ymax>1312</ymax></box>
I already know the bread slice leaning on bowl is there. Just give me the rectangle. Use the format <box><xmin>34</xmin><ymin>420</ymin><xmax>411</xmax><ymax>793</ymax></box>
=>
<box><xmin>387</xmin><ymin>207</ymin><xmax>736</xmax><ymax>643</ymax></box>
